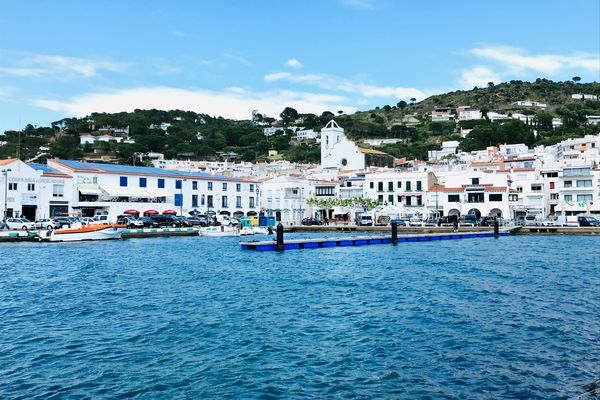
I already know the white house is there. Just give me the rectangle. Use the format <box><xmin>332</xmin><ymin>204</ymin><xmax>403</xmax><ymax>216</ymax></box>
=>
<box><xmin>295</xmin><ymin>129</ymin><xmax>319</xmax><ymax>141</ymax></box>
<box><xmin>428</xmin><ymin>141</ymin><xmax>460</xmax><ymax>161</ymax></box>
<box><xmin>259</xmin><ymin>176</ymin><xmax>313</xmax><ymax>225</ymax></box>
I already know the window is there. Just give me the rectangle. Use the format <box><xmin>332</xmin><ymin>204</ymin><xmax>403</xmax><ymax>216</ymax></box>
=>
<box><xmin>378</xmin><ymin>194</ymin><xmax>383</xmax><ymax>202</ymax></box>
<box><xmin>531</xmin><ymin>184</ymin><xmax>542</xmax><ymax>192</ymax></box>
<box><xmin>549</xmin><ymin>182</ymin><xmax>555</xmax><ymax>189</ymax></box>
<box><xmin>524</xmin><ymin>161</ymin><xmax>533</xmax><ymax>168</ymax></box>
<box><xmin>236</xmin><ymin>183</ymin><xmax>241</xmax><ymax>192</ymax></box>
<box><xmin>139</xmin><ymin>177</ymin><xmax>147</xmax><ymax>187</ymax></box>
<box><xmin>192</xmin><ymin>194</ymin><xmax>198</xmax><ymax>207</ymax></box>
<box><xmin>576</xmin><ymin>180</ymin><xmax>592</xmax><ymax>187</ymax></box>
<box><xmin>175</xmin><ymin>180</ymin><xmax>182</xmax><ymax>189</ymax></box>
<box><xmin>397</xmin><ymin>181</ymin><xmax>401</xmax><ymax>188</ymax></box>
<box><xmin>174</xmin><ymin>193</ymin><xmax>182</xmax><ymax>206</ymax></box>
<box><xmin>207</xmin><ymin>195</ymin><xmax>213</xmax><ymax>207</ymax></box>
<box><xmin>448</xmin><ymin>194</ymin><xmax>460</xmax><ymax>202</ymax></box>
<box><xmin>369</xmin><ymin>182</ymin><xmax>374</xmax><ymax>189</ymax></box>
<box><xmin>564</xmin><ymin>180</ymin><xmax>572</xmax><ymax>188</ymax></box>
<box><xmin>550</xmin><ymin>193</ymin><xmax>559</xmax><ymax>200</ymax></box>
<box><xmin>545</xmin><ymin>172</ymin><xmax>558</xmax><ymax>178</ymax></box>
<box><xmin>222</xmin><ymin>182</ymin><xmax>227</xmax><ymax>191</ymax></box>
<box><xmin>564</xmin><ymin>195</ymin><xmax>573</xmax><ymax>201</ymax></box>
<box><xmin>563</xmin><ymin>167</ymin><xmax>591</xmax><ymax>176</ymax></box>
<box><xmin>52</xmin><ymin>184</ymin><xmax>64</xmax><ymax>197</ymax></box>
<box><xmin>417</xmin><ymin>196</ymin><xmax>422</xmax><ymax>206</ymax></box>
<box><xmin>249</xmin><ymin>197</ymin><xmax>255</xmax><ymax>208</ymax></box>
<box><xmin>468</xmin><ymin>192</ymin><xmax>484</xmax><ymax>203</ymax></box>
<box><xmin>406</xmin><ymin>181</ymin><xmax>411</xmax><ymax>191</ymax></box>
<box><xmin>27</xmin><ymin>183</ymin><xmax>35</xmax><ymax>191</ymax></box>
<box><xmin>471</xmin><ymin>177</ymin><xmax>480</xmax><ymax>185</ymax></box>
<box><xmin>388</xmin><ymin>182</ymin><xmax>394</xmax><ymax>191</ymax></box>
<box><xmin>236</xmin><ymin>196</ymin><xmax>242</xmax><ymax>208</ymax></box>
<box><xmin>489</xmin><ymin>194</ymin><xmax>503</xmax><ymax>202</ymax></box>
<box><xmin>378</xmin><ymin>182</ymin><xmax>384</xmax><ymax>192</ymax></box>
<box><xmin>222</xmin><ymin>196</ymin><xmax>228</xmax><ymax>208</ymax></box>
<box><xmin>158</xmin><ymin>178</ymin><xmax>165</xmax><ymax>188</ymax></box>
<box><xmin>397</xmin><ymin>195</ymin><xmax>402</xmax><ymax>203</ymax></box>
<box><xmin>208</xmin><ymin>182</ymin><xmax>213</xmax><ymax>191</ymax></box>
<box><xmin>405</xmin><ymin>196</ymin><xmax>412</xmax><ymax>206</ymax></box>
<box><xmin>8</xmin><ymin>182</ymin><xmax>17</xmax><ymax>190</ymax></box>
<box><xmin>119</xmin><ymin>176</ymin><xmax>127</xmax><ymax>187</ymax></box>
<box><xmin>577</xmin><ymin>194</ymin><xmax>593</xmax><ymax>202</ymax></box>
<box><xmin>192</xmin><ymin>181</ymin><xmax>198</xmax><ymax>190</ymax></box>
<box><xmin>509</xmin><ymin>194</ymin><xmax>518</xmax><ymax>202</ymax></box>
<box><xmin>388</xmin><ymin>194</ymin><xmax>394</xmax><ymax>203</ymax></box>
<box><xmin>249</xmin><ymin>184</ymin><xmax>254</xmax><ymax>192</ymax></box>
<box><xmin>516</xmin><ymin>186</ymin><xmax>523</xmax><ymax>193</ymax></box>
<box><xmin>416</xmin><ymin>181</ymin><xmax>422</xmax><ymax>191</ymax></box>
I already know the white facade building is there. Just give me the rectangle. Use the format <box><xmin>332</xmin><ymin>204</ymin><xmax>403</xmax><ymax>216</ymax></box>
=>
<box><xmin>259</xmin><ymin>176</ymin><xmax>313</xmax><ymax>225</ymax></box>
<box><xmin>320</xmin><ymin>120</ymin><xmax>365</xmax><ymax>170</ymax></box>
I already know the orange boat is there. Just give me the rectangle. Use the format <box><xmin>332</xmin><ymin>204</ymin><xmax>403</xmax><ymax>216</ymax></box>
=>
<box><xmin>48</xmin><ymin>224</ymin><xmax>125</xmax><ymax>242</ymax></box>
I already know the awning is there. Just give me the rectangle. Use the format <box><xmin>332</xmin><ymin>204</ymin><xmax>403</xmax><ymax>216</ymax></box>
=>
<box><xmin>78</xmin><ymin>185</ymin><xmax>103</xmax><ymax>195</ymax></box>
<box><xmin>144</xmin><ymin>210</ymin><xmax>159</xmax><ymax>215</ymax></box>
<box><xmin>102</xmin><ymin>187</ymin><xmax>151</xmax><ymax>198</ymax></box>
<box><xmin>124</xmin><ymin>209</ymin><xmax>140</xmax><ymax>214</ymax></box>
<box><xmin>144</xmin><ymin>188</ymin><xmax>172</xmax><ymax>198</ymax></box>
<box><xmin>162</xmin><ymin>210</ymin><xmax>177</xmax><ymax>215</ymax></box>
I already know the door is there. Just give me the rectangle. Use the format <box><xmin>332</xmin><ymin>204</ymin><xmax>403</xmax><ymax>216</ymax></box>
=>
<box><xmin>21</xmin><ymin>205</ymin><xmax>37</xmax><ymax>221</ymax></box>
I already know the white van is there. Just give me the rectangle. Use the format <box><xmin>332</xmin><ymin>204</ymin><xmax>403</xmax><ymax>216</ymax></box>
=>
<box><xmin>356</xmin><ymin>214</ymin><xmax>373</xmax><ymax>226</ymax></box>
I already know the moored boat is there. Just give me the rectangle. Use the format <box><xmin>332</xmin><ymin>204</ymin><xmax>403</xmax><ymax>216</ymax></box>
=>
<box><xmin>199</xmin><ymin>225</ymin><xmax>240</xmax><ymax>237</ymax></box>
<box><xmin>48</xmin><ymin>224</ymin><xmax>124</xmax><ymax>242</ymax></box>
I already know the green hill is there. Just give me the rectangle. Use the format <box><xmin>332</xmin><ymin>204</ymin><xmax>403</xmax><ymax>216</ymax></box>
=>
<box><xmin>1</xmin><ymin>79</ymin><xmax>599</xmax><ymax>164</ymax></box>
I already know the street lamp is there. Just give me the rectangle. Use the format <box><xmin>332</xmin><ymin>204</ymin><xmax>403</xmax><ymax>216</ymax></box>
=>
<box><xmin>2</xmin><ymin>168</ymin><xmax>12</xmax><ymax>221</ymax></box>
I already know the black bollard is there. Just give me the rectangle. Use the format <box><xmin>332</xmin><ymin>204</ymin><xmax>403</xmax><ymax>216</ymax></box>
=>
<box><xmin>391</xmin><ymin>221</ymin><xmax>398</xmax><ymax>245</ymax></box>
<box><xmin>493</xmin><ymin>219</ymin><xmax>499</xmax><ymax>238</ymax></box>
<box><xmin>276</xmin><ymin>222</ymin><xmax>284</xmax><ymax>251</ymax></box>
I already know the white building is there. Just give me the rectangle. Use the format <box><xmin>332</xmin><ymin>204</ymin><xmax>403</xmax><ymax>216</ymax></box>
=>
<box><xmin>259</xmin><ymin>176</ymin><xmax>313</xmax><ymax>225</ymax></box>
<box><xmin>363</xmin><ymin>170</ymin><xmax>436</xmax><ymax>210</ymax></box>
<box><xmin>0</xmin><ymin>159</ymin><xmax>73</xmax><ymax>221</ymax></box>
<box><xmin>428</xmin><ymin>141</ymin><xmax>460</xmax><ymax>161</ymax></box>
<box><xmin>457</xmin><ymin>107</ymin><xmax>482</xmax><ymax>120</ymax></box>
<box><xmin>512</xmin><ymin>100</ymin><xmax>547</xmax><ymax>108</ymax></box>
<box><xmin>295</xmin><ymin>129</ymin><xmax>319</xmax><ymax>141</ymax></box>
<box><xmin>45</xmin><ymin>159</ymin><xmax>258</xmax><ymax>220</ymax></box>
<box><xmin>572</xmin><ymin>94</ymin><xmax>598</xmax><ymax>101</ymax></box>
<box><xmin>362</xmin><ymin>138</ymin><xmax>404</xmax><ymax>146</ymax></box>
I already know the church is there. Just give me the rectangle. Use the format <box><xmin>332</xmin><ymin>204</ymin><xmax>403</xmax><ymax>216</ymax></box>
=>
<box><xmin>320</xmin><ymin>120</ymin><xmax>395</xmax><ymax>170</ymax></box>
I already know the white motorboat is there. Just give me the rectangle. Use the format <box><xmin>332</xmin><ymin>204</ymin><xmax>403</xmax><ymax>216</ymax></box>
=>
<box><xmin>239</xmin><ymin>227</ymin><xmax>255</xmax><ymax>236</ymax></box>
<box><xmin>251</xmin><ymin>227</ymin><xmax>271</xmax><ymax>235</ymax></box>
<box><xmin>199</xmin><ymin>226</ymin><xmax>240</xmax><ymax>237</ymax></box>
<box><xmin>47</xmin><ymin>224</ymin><xmax>124</xmax><ymax>242</ymax></box>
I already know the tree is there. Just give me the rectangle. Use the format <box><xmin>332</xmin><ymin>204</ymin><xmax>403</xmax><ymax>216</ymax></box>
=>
<box><xmin>410</xmin><ymin>97</ymin><xmax>416</xmax><ymax>104</ymax></box>
<box><xmin>572</xmin><ymin>76</ymin><xmax>581</xmax><ymax>82</ymax></box>
<box><xmin>397</xmin><ymin>100</ymin><xmax>407</xmax><ymax>109</ymax></box>
<box><xmin>382</xmin><ymin>105</ymin><xmax>392</xmax><ymax>112</ymax></box>
<box><xmin>280</xmin><ymin>107</ymin><xmax>299</xmax><ymax>125</ymax></box>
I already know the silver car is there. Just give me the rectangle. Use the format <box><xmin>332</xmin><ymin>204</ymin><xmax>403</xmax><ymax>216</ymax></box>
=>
<box><xmin>34</xmin><ymin>218</ymin><xmax>62</xmax><ymax>230</ymax></box>
<box><xmin>6</xmin><ymin>217</ymin><xmax>36</xmax><ymax>230</ymax></box>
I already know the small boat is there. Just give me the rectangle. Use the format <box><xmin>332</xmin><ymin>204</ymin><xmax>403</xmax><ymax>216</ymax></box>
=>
<box><xmin>251</xmin><ymin>227</ymin><xmax>271</xmax><ymax>235</ymax></box>
<box><xmin>47</xmin><ymin>224</ymin><xmax>124</xmax><ymax>242</ymax></box>
<box><xmin>239</xmin><ymin>227</ymin><xmax>255</xmax><ymax>236</ymax></box>
<box><xmin>199</xmin><ymin>225</ymin><xmax>240</xmax><ymax>237</ymax></box>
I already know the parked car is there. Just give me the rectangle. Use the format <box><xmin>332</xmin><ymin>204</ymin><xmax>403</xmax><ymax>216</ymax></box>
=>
<box><xmin>138</xmin><ymin>216</ymin><xmax>160</xmax><ymax>228</ymax></box>
<box><xmin>301</xmin><ymin>217</ymin><xmax>323</xmax><ymax>226</ymax></box>
<box><xmin>175</xmin><ymin>216</ymin><xmax>193</xmax><ymax>227</ymax></box>
<box><xmin>116</xmin><ymin>215</ymin><xmax>144</xmax><ymax>228</ymax></box>
<box><xmin>92</xmin><ymin>215</ymin><xmax>110</xmax><ymax>225</ymax></box>
<box><xmin>523</xmin><ymin>214</ymin><xmax>539</xmax><ymax>226</ymax></box>
<box><xmin>461</xmin><ymin>214</ymin><xmax>478</xmax><ymax>225</ymax></box>
<box><xmin>536</xmin><ymin>218</ymin><xmax>557</xmax><ymax>227</ymax></box>
<box><xmin>54</xmin><ymin>217</ymin><xmax>74</xmax><ymax>227</ymax></box>
<box><xmin>408</xmin><ymin>216</ymin><xmax>423</xmax><ymax>227</ymax></box>
<box><xmin>355</xmin><ymin>214</ymin><xmax>373</xmax><ymax>226</ymax></box>
<box><xmin>390</xmin><ymin>218</ymin><xmax>409</xmax><ymax>226</ymax></box>
<box><xmin>0</xmin><ymin>220</ymin><xmax>7</xmax><ymax>230</ymax></box>
<box><xmin>479</xmin><ymin>216</ymin><xmax>497</xmax><ymax>226</ymax></box>
<box><xmin>187</xmin><ymin>216</ymin><xmax>208</xmax><ymax>227</ymax></box>
<box><xmin>148</xmin><ymin>214</ymin><xmax>184</xmax><ymax>227</ymax></box>
<box><xmin>6</xmin><ymin>217</ymin><xmax>36</xmax><ymax>230</ymax></box>
<box><xmin>578</xmin><ymin>215</ymin><xmax>600</xmax><ymax>227</ymax></box>
<box><xmin>34</xmin><ymin>218</ymin><xmax>62</xmax><ymax>230</ymax></box>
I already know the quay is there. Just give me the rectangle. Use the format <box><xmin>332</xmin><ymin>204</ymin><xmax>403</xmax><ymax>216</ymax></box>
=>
<box><xmin>121</xmin><ymin>227</ymin><xmax>199</xmax><ymax>238</ymax></box>
<box><xmin>285</xmin><ymin>225</ymin><xmax>600</xmax><ymax>235</ymax></box>
<box><xmin>0</xmin><ymin>230</ymin><xmax>39</xmax><ymax>242</ymax></box>
<box><xmin>240</xmin><ymin>227</ymin><xmax>516</xmax><ymax>251</ymax></box>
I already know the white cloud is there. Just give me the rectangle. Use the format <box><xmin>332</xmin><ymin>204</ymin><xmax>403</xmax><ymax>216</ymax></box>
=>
<box><xmin>153</xmin><ymin>59</ymin><xmax>182</xmax><ymax>75</ymax></box>
<box><xmin>459</xmin><ymin>66</ymin><xmax>501</xmax><ymax>89</ymax></box>
<box><xmin>341</xmin><ymin>0</ymin><xmax>376</xmax><ymax>10</ymax></box>
<box><xmin>0</xmin><ymin>53</ymin><xmax>125</xmax><ymax>79</ymax></box>
<box><xmin>264</xmin><ymin>71</ymin><xmax>428</xmax><ymax>100</ymax></box>
<box><xmin>285</xmin><ymin>58</ymin><xmax>303</xmax><ymax>69</ymax></box>
<box><xmin>223</xmin><ymin>53</ymin><xmax>251</xmax><ymax>66</ymax></box>
<box><xmin>31</xmin><ymin>86</ymin><xmax>355</xmax><ymax>120</ymax></box>
<box><xmin>469</xmin><ymin>45</ymin><xmax>600</xmax><ymax>75</ymax></box>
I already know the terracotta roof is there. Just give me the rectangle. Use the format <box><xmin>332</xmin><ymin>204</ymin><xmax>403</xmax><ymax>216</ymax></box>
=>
<box><xmin>470</xmin><ymin>161</ymin><xmax>501</xmax><ymax>166</ymax></box>
<box><xmin>430</xmin><ymin>184</ymin><xmax>464</xmax><ymax>192</ymax></box>
<box><xmin>505</xmin><ymin>156</ymin><xmax>536</xmax><ymax>162</ymax></box>
<box><xmin>484</xmin><ymin>186</ymin><xmax>508</xmax><ymax>191</ymax></box>
<box><xmin>358</xmin><ymin>147</ymin><xmax>390</xmax><ymax>155</ymax></box>
<box><xmin>0</xmin><ymin>158</ymin><xmax>17</xmax><ymax>167</ymax></box>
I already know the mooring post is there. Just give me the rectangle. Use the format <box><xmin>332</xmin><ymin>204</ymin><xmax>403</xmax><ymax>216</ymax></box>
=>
<box><xmin>493</xmin><ymin>219</ymin><xmax>499</xmax><ymax>238</ymax></box>
<box><xmin>391</xmin><ymin>221</ymin><xmax>398</xmax><ymax>245</ymax></box>
<box><xmin>276</xmin><ymin>222</ymin><xmax>284</xmax><ymax>251</ymax></box>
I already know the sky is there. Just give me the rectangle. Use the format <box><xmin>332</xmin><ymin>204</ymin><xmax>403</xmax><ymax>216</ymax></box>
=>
<box><xmin>0</xmin><ymin>0</ymin><xmax>599</xmax><ymax>134</ymax></box>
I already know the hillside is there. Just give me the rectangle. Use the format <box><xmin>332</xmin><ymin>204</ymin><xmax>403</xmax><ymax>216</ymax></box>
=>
<box><xmin>1</xmin><ymin>79</ymin><xmax>599</xmax><ymax>164</ymax></box>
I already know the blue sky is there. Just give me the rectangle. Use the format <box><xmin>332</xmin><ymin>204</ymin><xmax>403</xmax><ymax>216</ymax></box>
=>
<box><xmin>0</xmin><ymin>0</ymin><xmax>599</xmax><ymax>133</ymax></box>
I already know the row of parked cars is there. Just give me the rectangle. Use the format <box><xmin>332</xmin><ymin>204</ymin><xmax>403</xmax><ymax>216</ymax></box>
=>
<box><xmin>115</xmin><ymin>213</ymin><xmax>240</xmax><ymax>228</ymax></box>
<box><xmin>0</xmin><ymin>216</ymin><xmax>85</xmax><ymax>231</ymax></box>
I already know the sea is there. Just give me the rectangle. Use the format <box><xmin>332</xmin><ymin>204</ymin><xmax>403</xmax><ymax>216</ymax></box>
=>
<box><xmin>0</xmin><ymin>234</ymin><xmax>598</xmax><ymax>399</ymax></box>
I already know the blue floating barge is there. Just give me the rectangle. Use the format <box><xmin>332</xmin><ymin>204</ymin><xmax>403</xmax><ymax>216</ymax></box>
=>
<box><xmin>240</xmin><ymin>229</ymin><xmax>512</xmax><ymax>251</ymax></box>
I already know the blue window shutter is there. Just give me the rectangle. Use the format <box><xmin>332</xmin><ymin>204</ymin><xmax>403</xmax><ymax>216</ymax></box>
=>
<box><xmin>139</xmin><ymin>177</ymin><xmax>147</xmax><ymax>187</ymax></box>
<box><xmin>174</xmin><ymin>193</ymin><xmax>182</xmax><ymax>206</ymax></box>
<box><xmin>176</xmin><ymin>180</ymin><xmax>182</xmax><ymax>189</ymax></box>
<box><xmin>120</xmin><ymin>176</ymin><xmax>127</xmax><ymax>187</ymax></box>
<box><xmin>158</xmin><ymin>179</ymin><xmax>165</xmax><ymax>188</ymax></box>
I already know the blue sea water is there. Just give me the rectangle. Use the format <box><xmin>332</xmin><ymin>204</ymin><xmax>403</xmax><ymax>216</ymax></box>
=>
<box><xmin>0</xmin><ymin>234</ymin><xmax>598</xmax><ymax>399</ymax></box>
